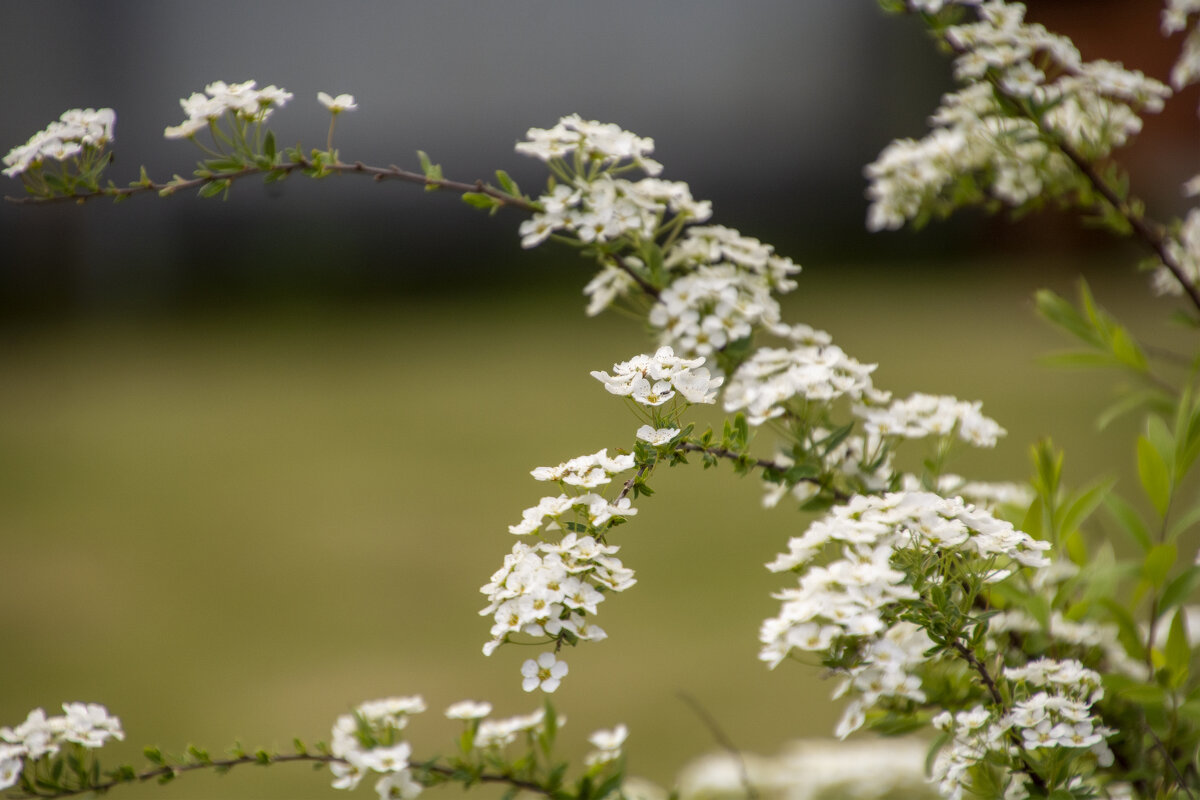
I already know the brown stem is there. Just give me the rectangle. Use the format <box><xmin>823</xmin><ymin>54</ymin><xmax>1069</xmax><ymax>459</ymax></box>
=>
<box><xmin>4</xmin><ymin>158</ymin><xmax>538</xmax><ymax>213</ymax></box>
<box><xmin>15</xmin><ymin>752</ymin><xmax>552</xmax><ymax>800</ymax></box>
<box><xmin>676</xmin><ymin>442</ymin><xmax>850</xmax><ymax>501</ymax></box>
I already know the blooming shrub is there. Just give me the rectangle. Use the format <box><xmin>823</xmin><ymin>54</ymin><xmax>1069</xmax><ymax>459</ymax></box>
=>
<box><xmin>4</xmin><ymin>2</ymin><xmax>1200</xmax><ymax>800</ymax></box>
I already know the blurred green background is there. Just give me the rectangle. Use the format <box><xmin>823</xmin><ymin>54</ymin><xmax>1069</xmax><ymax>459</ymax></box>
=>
<box><xmin>2</xmin><ymin>2</ymin><xmax>1198</xmax><ymax>798</ymax></box>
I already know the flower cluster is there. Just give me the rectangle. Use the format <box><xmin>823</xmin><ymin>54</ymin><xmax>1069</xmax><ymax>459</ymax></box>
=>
<box><xmin>723</xmin><ymin>338</ymin><xmax>882</xmax><ymax>426</ymax></box>
<box><xmin>0</xmin><ymin>704</ymin><xmax>124</xmax><ymax>791</ymax></box>
<box><xmin>856</xmin><ymin>392</ymin><xmax>1006</xmax><ymax>447</ymax></box>
<box><xmin>1003</xmin><ymin>659</ymin><xmax>1112</xmax><ymax>753</ymax></box>
<box><xmin>867</xmin><ymin>1</ymin><xmax>1170</xmax><ymax>231</ymax></box>
<box><xmin>760</xmin><ymin>491</ymin><xmax>1050</xmax><ymax>735</ymax></box>
<box><xmin>903</xmin><ymin>473</ymin><xmax>1033</xmax><ymax>510</ymax></box>
<box><xmin>646</xmin><ymin>226</ymin><xmax>801</xmax><ymax>357</ymax></box>
<box><xmin>590</xmin><ymin>347</ymin><xmax>723</xmax><ymax>406</ymax></box>
<box><xmin>930</xmin><ymin>660</ymin><xmax>1112</xmax><ymax>800</ymax></box>
<box><xmin>518</xmin><ymin>174</ymin><xmax>711</xmax><ymax>249</ymax></box>
<box><xmin>1163</xmin><ymin>0</ymin><xmax>1200</xmax><ymax>92</ymax></box>
<box><xmin>471</xmin><ymin>707</ymin><xmax>556</xmax><ymax>749</ymax></box>
<box><xmin>507</xmin><ymin>493</ymin><xmax>636</xmax><ymax>536</ymax></box>
<box><xmin>164</xmin><ymin>80</ymin><xmax>293</xmax><ymax>139</ymax></box>
<box><xmin>515</xmin><ymin>114</ymin><xmax>662</xmax><ymax>175</ymax></box>
<box><xmin>3</xmin><ymin>108</ymin><xmax>114</xmax><ymax>178</ymax></box>
<box><xmin>675</xmin><ymin>737</ymin><xmax>934</xmax><ymax>800</ymax></box>
<box><xmin>329</xmin><ymin>696</ymin><xmax>425</xmax><ymax>798</ymax></box>
<box><xmin>530</xmin><ymin>448</ymin><xmax>636</xmax><ymax>487</ymax></box>
<box><xmin>1152</xmin><ymin>198</ymin><xmax>1200</xmax><ymax>297</ymax></box>
<box><xmin>479</xmin><ymin>534</ymin><xmax>634</xmax><ymax>665</ymax></box>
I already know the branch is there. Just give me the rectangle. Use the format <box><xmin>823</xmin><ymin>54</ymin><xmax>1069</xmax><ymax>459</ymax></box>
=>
<box><xmin>4</xmin><ymin>158</ymin><xmax>538</xmax><ymax>213</ymax></box>
<box><xmin>14</xmin><ymin>752</ymin><xmax>553</xmax><ymax>800</ymax></box>
<box><xmin>676</xmin><ymin>442</ymin><xmax>850</xmax><ymax>501</ymax></box>
<box><xmin>907</xmin><ymin>1</ymin><xmax>1200</xmax><ymax>312</ymax></box>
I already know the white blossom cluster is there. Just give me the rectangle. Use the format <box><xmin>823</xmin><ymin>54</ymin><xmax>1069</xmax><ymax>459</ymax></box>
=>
<box><xmin>856</xmin><ymin>392</ymin><xmax>1006</xmax><ymax>447</ymax></box>
<box><xmin>866</xmin><ymin>1</ymin><xmax>1170</xmax><ymax>231</ymax></box>
<box><xmin>987</xmin><ymin>607</ymin><xmax>1147</xmax><ymax>680</ymax></box>
<box><xmin>1164</xmin><ymin>0</ymin><xmax>1200</xmax><ymax>91</ymax></box>
<box><xmin>832</xmin><ymin>622</ymin><xmax>932</xmax><ymax>739</ymax></box>
<box><xmin>644</xmin><ymin>226</ymin><xmax>801</xmax><ymax>357</ymax></box>
<box><xmin>513</xmin><ymin>117</ymin><xmax>800</xmax><ymax>356</ymax></box>
<box><xmin>472</xmin><ymin>707</ymin><xmax>555</xmax><ymax>748</ymax></box>
<box><xmin>530</xmin><ymin>448</ymin><xmax>636</xmax><ymax>487</ymax></box>
<box><xmin>760</xmin><ymin>492</ymin><xmax>1050</xmax><ymax>735</ymax></box>
<box><xmin>518</xmin><ymin>175</ymin><xmax>711</xmax><ymax>249</ymax></box>
<box><xmin>479</xmin><ymin>534</ymin><xmax>633</xmax><ymax>665</ymax></box>
<box><xmin>591</xmin><ymin>346</ymin><xmax>723</xmax><ymax>405</ymax></box>
<box><xmin>164</xmin><ymin>80</ymin><xmax>293</xmax><ymax>139</ymax></box>
<box><xmin>929</xmin><ymin>660</ymin><xmax>1112</xmax><ymax>800</ymax></box>
<box><xmin>508</xmin><ymin>493</ymin><xmax>636</xmax><ymax>535</ymax></box>
<box><xmin>329</xmin><ymin>696</ymin><xmax>425</xmax><ymax>798</ymax></box>
<box><xmin>905</xmin><ymin>473</ymin><xmax>1033</xmax><ymax>509</ymax></box>
<box><xmin>0</xmin><ymin>704</ymin><xmax>124</xmax><ymax>791</ymax></box>
<box><xmin>3</xmin><ymin>108</ymin><xmax>115</xmax><ymax>178</ymax></box>
<box><xmin>1004</xmin><ymin>660</ymin><xmax>1113</xmax><ymax>752</ymax></box>
<box><xmin>516</xmin><ymin>114</ymin><xmax>662</xmax><ymax>175</ymax></box>
<box><xmin>647</xmin><ymin>266</ymin><xmax>784</xmax><ymax>358</ymax></box>
<box><xmin>723</xmin><ymin>338</ymin><xmax>882</xmax><ymax>426</ymax></box>
<box><xmin>1151</xmin><ymin>205</ymin><xmax>1200</xmax><ymax>297</ymax></box>
<box><xmin>675</xmin><ymin>736</ymin><xmax>934</xmax><ymax>800</ymax></box>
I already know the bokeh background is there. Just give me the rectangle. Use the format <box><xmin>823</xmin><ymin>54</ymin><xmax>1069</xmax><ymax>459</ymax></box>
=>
<box><xmin>1</xmin><ymin>2</ymin><xmax>1197</xmax><ymax>798</ymax></box>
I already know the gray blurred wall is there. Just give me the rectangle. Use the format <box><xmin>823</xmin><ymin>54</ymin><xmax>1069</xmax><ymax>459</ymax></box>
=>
<box><xmin>0</xmin><ymin>2</ymin><xmax>1009</xmax><ymax>311</ymax></box>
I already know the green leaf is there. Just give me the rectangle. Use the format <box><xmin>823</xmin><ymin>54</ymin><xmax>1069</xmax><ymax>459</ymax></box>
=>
<box><xmin>494</xmin><ymin>169</ymin><xmax>518</xmax><ymax>196</ymax></box>
<box><xmin>416</xmin><ymin>150</ymin><xmax>442</xmax><ymax>182</ymax></box>
<box><xmin>461</xmin><ymin>192</ymin><xmax>499</xmax><ymax>210</ymax></box>
<box><xmin>1035</xmin><ymin>289</ymin><xmax>1093</xmax><ymax>343</ymax></box>
<box><xmin>1054</xmin><ymin>477</ymin><xmax>1114</xmax><ymax>538</ymax></box>
<box><xmin>1165</xmin><ymin>606</ymin><xmax>1191</xmax><ymax>688</ymax></box>
<box><xmin>1064</xmin><ymin>530</ymin><xmax>1088</xmax><ymax>565</ymax></box>
<box><xmin>1105</xmin><ymin>494</ymin><xmax>1152</xmax><ymax>552</ymax></box>
<box><xmin>263</xmin><ymin>130</ymin><xmax>276</xmax><ymax>161</ymax></box>
<box><xmin>1096</xmin><ymin>389</ymin><xmax>1165</xmax><ymax>431</ymax></box>
<box><xmin>1142</xmin><ymin>543</ymin><xmax>1177</xmax><ymax>589</ymax></box>
<box><xmin>1109</xmin><ymin>325</ymin><xmax>1147</xmax><ymax>371</ymax></box>
<box><xmin>198</xmin><ymin>179</ymin><xmax>230</xmax><ymax>199</ymax></box>
<box><xmin>1160</xmin><ymin>565</ymin><xmax>1200</xmax><ymax>614</ymax></box>
<box><xmin>1137</xmin><ymin>435</ymin><xmax>1171</xmax><ymax>517</ymax></box>
<box><xmin>1147</xmin><ymin>415</ymin><xmax>1176</xmax><ymax>471</ymax></box>
<box><xmin>1168</xmin><ymin>501</ymin><xmax>1200</xmax><ymax>542</ymax></box>
<box><xmin>1101</xmin><ymin>598</ymin><xmax>1147</xmax><ymax>660</ymax></box>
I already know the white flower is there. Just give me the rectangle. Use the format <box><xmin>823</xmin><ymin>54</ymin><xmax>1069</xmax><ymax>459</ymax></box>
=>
<box><xmin>585</xmin><ymin>724</ymin><xmax>628</xmax><ymax>767</ymax></box>
<box><xmin>359</xmin><ymin>742</ymin><xmax>411</xmax><ymax>774</ymax></box>
<box><xmin>445</xmin><ymin>700</ymin><xmax>492</xmax><ymax>720</ymax></box>
<box><xmin>635</xmin><ymin>425</ymin><xmax>681</xmax><ymax>446</ymax></box>
<box><xmin>521</xmin><ymin>652</ymin><xmax>569</xmax><ymax>692</ymax></box>
<box><xmin>374</xmin><ymin>770</ymin><xmax>423</xmax><ymax>800</ymax></box>
<box><xmin>0</xmin><ymin>755</ymin><xmax>20</xmax><ymax>792</ymax></box>
<box><xmin>318</xmin><ymin>92</ymin><xmax>358</xmax><ymax>113</ymax></box>
<box><xmin>61</xmin><ymin>703</ymin><xmax>123</xmax><ymax>748</ymax></box>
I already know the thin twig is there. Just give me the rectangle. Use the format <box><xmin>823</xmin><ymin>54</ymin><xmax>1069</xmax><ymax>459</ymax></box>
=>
<box><xmin>677</xmin><ymin>692</ymin><xmax>759</xmax><ymax>800</ymax></box>
<box><xmin>14</xmin><ymin>752</ymin><xmax>552</xmax><ymax>800</ymax></box>
<box><xmin>4</xmin><ymin>158</ymin><xmax>538</xmax><ymax>213</ymax></box>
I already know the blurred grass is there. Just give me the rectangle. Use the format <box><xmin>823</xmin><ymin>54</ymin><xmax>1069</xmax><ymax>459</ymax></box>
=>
<box><xmin>0</xmin><ymin>259</ymin><xmax>1191</xmax><ymax>798</ymax></box>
